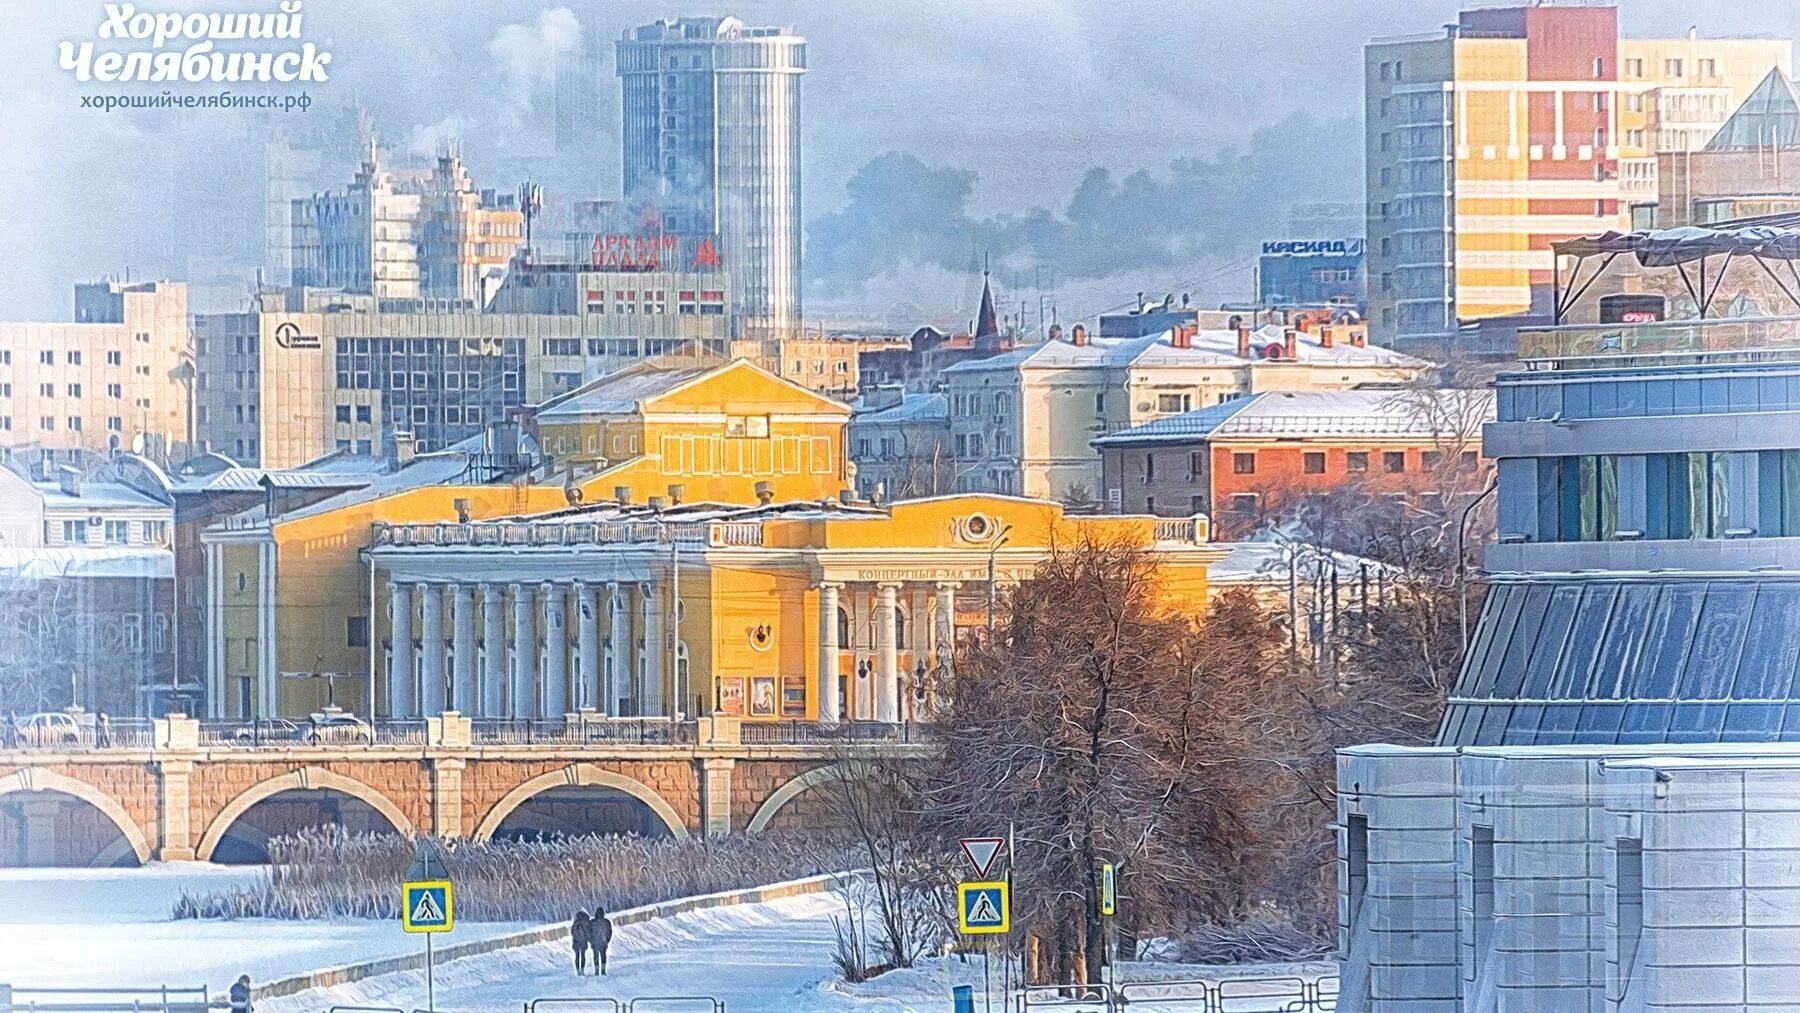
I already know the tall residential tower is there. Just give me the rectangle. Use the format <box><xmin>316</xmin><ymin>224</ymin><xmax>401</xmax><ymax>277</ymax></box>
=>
<box><xmin>616</xmin><ymin>16</ymin><xmax>806</xmax><ymax>339</ymax></box>
<box><xmin>1365</xmin><ymin>4</ymin><xmax>1788</xmax><ymax>346</ymax></box>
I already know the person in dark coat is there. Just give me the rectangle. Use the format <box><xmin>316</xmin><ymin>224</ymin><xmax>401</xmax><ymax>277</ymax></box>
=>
<box><xmin>591</xmin><ymin>905</ymin><xmax>614</xmax><ymax>975</ymax></box>
<box><xmin>570</xmin><ymin>911</ymin><xmax>592</xmax><ymax>974</ymax></box>
<box><xmin>228</xmin><ymin>975</ymin><xmax>252</xmax><ymax>1013</ymax></box>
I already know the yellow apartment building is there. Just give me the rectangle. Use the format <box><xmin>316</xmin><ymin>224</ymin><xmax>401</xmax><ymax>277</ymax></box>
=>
<box><xmin>1366</xmin><ymin>5</ymin><xmax>1789</xmax><ymax>342</ymax></box>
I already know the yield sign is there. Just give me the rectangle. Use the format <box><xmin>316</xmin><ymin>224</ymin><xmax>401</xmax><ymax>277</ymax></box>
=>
<box><xmin>960</xmin><ymin>837</ymin><xmax>1004</xmax><ymax>878</ymax></box>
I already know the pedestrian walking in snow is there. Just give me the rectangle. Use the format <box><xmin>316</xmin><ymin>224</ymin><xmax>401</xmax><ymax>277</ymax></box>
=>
<box><xmin>570</xmin><ymin>910</ymin><xmax>592</xmax><ymax>974</ymax></box>
<box><xmin>228</xmin><ymin>975</ymin><xmax>252</xmax><ymax>1013</ymax></box>
<box><xmin>591</xmin><ymin>904</ymin><xmax>613</xmax><ymax>975</ymax></box>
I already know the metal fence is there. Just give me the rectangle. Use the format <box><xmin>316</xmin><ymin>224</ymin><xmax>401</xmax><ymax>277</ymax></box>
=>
<box><xmin>1</xmin><ymin>985</ymin><xmax>218</xmax><ymax>1013</ymax></box>
<box><xmin>1016</xmin><ymin>976</ymin><xmax>1339</xmax><ymax>1013</ymax></box>
<box><xmin>468</xmin><ymin>718</ymin><xmax>691</xmax><ymax>746</ymax></box>
<box><xmin>524</xmin><ymin>998</ymin><xmax>722</xmax><ymax>1013</ymax></box>
<box><xmin>738</xmin><ymin>719</ymin><xmax>926</xmax><ymax>745</ymax></box>
<box><xmin>195</xmin><ymin>719</ymin><xmax>429</xmax><ymax>749</ymax></box>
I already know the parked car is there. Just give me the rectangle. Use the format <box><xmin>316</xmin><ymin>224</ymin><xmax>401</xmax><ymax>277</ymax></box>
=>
<box><xmin>306</xmin><ymin>708</ymin><xmax>374</xmax><ymax>745</ymax></box>
<box><xmin>231</xmin><ymin>718</ymin><xmax>301</xmax><ymax>746</ymax></box>
<box><xmin>14</xmin><ymin>712</ymin><xmax>84</xmax><ymax>747</ymax></box>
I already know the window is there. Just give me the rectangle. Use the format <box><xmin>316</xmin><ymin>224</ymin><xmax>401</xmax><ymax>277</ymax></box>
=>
<box><xmin>1141</xmin><ymin>454</ymin><xmax>1155</xmax><ymax>484</ymax></box>
<box><xmin>106</xmin><ymin>350</ymin><xmax>122</xmax><ymax>366</ymax></box>
<box><xmin>143</xmin><ymin>521</ymin><xmax>167</xmax><ymax>544</ymax></box>
<box><xmin>1303</xmin><ymin>452</ymin><xmax>1326</xmax><ymax>474</ymax></box>
<box><xmin>39</xmin><ymin>350</ymin><xmax>53</xmax><ymax>365</ymax></box>
<box><xmin>1156</xmin><ymin>393</ymin><xmax>1192</xmax><ymax>414</ymax></box>
<box><xmin>1232</xmin><ymin>452</ymin><xmax>1255</xmax><ymax>475</ymax></box>
<box><xmin>1664</xmin><ymin>58</ymin><xmax>1683</xmax><ymax>78</ymax></box>
<box><xmin>1094</xmin><ymin>393</ymin><xmax>1106</xmax><ymax>414</ymax></box>
<box><xmin>66</xmin><ymin>384</ymin><xmax>81</xmax><ymax>398</ymax></box>
<box><xmin>1384</xmin><ymin>451</ymin><xmax>1406</xmax><ymax>473</ymax></box>
<box><xmin>62</xmin><ymin>520</ymin><xmax>86</xmax><ymax>544</ymax></box>
<box><xmin>1230</xmin><ymin>493</ymin><xmax>1260</xmax><ymax>513</ymax></box>
<box><xmin>1591</xmin><ymin>57</ymin><xmax>1604</xmax><ymax>78</ymax></box>
<box><xmin>1347</xmin><ymin>451</ymin><xmax>1369</xmax><ymax>473</ymax></box>
<box><xmin>1378</xmin><ymin>61</ymin><xmax>1390</xmax><ymax>81</ymax></box>
<box><xmin>1625</xmin><ymin>57</ymin><xmax>1644</xmax><ymax>77</ymax></box>
<box><xmin>104</xmin><ymin>520</ymin><xmax>129</xmax><ymax>544</ymax></box>
<box><xmin>1697</xmin><ymin>58</ymin><xmax>1716</xmax><ymax>78</ymax></box>
<box><xmin>67</xmin><ymin>350</ymin><xmax>81</xmax><ymax>365</ymax></box>
<box><xmin>335</xmin><ymin>405</ymin><xmax>351</xmax><ymax>423</ymax></box>
<box><xmin>1187</xmin><ymin>451</ymin><xmax>1205</xmax><ymax>480</ymax></box>
<box><xmin>347</xmin><ymin>616</ymin><xmax>369</xmax><ymax>648</ymax></box>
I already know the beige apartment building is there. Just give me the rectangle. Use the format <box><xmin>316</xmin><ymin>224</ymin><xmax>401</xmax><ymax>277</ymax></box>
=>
<box><xmin>1366</xmin><ymin>4</ymin><xmax>1789</xmax><ymax>343</ymax></box>
<box><xmin>0</xmin><ymin>280</ymin><xmax>192</xmax><ymax>466</ymax></box>
<box><xmin>941</xmin><ymin>319</ymin><xmax>1430</xmax><ymax>503</ymax></box>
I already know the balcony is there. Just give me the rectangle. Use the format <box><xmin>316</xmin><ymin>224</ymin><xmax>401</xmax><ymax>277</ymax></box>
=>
<box><xmin>1519</xmin><ymin>315</ymin><xmax>1800</xmax><ymax>368</ymax></box>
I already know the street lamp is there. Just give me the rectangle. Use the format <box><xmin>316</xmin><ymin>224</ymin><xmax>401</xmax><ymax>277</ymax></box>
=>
<box><xmin>986</xmin><ymin>522</ymin><xmax>1014</xmax><ymax>633</ymax></box>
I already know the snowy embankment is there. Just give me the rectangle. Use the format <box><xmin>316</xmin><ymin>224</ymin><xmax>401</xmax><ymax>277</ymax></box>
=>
<box><xmin>0</xmin><ymin>865</ymin><xmax>535</xmax><ymax>992</ymax></box>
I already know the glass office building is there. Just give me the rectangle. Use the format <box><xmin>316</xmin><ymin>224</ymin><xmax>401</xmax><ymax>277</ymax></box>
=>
<box><xmin>617</xmin><ymin>17</ymin><xmax>806</xmax><ymax>338</ymax></box>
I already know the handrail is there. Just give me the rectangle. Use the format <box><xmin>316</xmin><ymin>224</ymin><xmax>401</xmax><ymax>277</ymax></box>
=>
<box><xmin>525</xmin><ymin>999</ymin><xmax>622</xmax><ymax>1013</ymax></box>
<box><xmin>622</xmin><ymin>999</ymin><xmax>724</xmax><ymax>1013</ymax></box>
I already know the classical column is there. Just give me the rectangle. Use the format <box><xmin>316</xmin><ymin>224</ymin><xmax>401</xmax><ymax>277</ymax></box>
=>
<box><xmin>450</xmin><ymin>583</ymin><xmax>476</xmax><ymax>714</ymax></box>
<box><xmin>509</xmin><ymin>582</ymin><xmax>537</xmax><ymax>717</ymax></box>
<box><xmin>641</xmin><ymin>583</ymin><xmax>665</xmax><ymax>717</ymax></box>
<box><xmin>387</xmin><ymin>581</ymin><xmax>416</xmax><ymax>717</ymax></box>
<box><xmin>874</xmin><ymin>582</ymin><xmax>900</xmax><ymax>723</ymax></box>
<box><xmin>257</xmin><ymin>541</ymin><xmax>279</xmax><ymax>717</ymax></box>
<box><xmin>542</xmin><ymin>582</ymin><xmax>569</xmax><ymax>716</ymax></box>
<box><xmin>608</xmin><ymin>582</ymin><xmax>630</xmax><ymax>716</ymax></box>
<box><xmin>418</xmin><ymin>582</ymin><xmax>446</xmax><ymax>715</ymax></box>
<box><xmin>480</xmin><ymin>583</ymin><xmax>505</xmax><ymax>716</ymax></box>
<box><xmin>935</xmin><ymin>581</ymin><xmax>960</xmax><ymax>680</ymax></box>
<box><xmin>817</xmin><ymin>582</ymin><xmax>842</xmax><ymax>723</ymax></box>
<box><xmin>576</xmin><ymin>582</ymin><xmax>602</xmax><ymax>713</ymax></box>
<box><xmin>204</xmin><ymin>543</ymin><xmax>224</xmax><ymax>718</ymax></box>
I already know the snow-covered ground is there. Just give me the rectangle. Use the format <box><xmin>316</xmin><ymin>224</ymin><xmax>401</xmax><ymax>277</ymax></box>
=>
<box><xmin>0</xmin><ymin>865</ymin><xmax>534</xmax><ymax>993</ymax></box>
<box><xmin>0</xmin><ymin>866</ymin><xmax>1335</xmax><ymax>1012</ymax></box>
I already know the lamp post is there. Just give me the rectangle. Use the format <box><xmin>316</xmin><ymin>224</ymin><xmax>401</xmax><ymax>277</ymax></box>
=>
<box><xmin>985</xmin><ymin>523</ymin><xmax>1014</xmax><ymax>633</ymax></box>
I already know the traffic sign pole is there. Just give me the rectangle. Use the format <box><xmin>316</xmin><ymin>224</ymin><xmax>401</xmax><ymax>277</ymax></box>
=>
<box><xmin>425</xmin><ymin>933</ymin><xmax>434</xmax><ymax>1012</ymax></box>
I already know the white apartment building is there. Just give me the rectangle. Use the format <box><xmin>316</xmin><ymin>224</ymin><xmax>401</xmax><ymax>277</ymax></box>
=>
<box><xmin>942</xmin><ymin>320</ymin><xmax>1430</xmax><ymax>503</ymax></box>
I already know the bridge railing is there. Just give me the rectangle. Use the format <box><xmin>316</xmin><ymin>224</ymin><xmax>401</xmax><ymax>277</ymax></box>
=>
<box><xmin>738</xmin><ymin>720</ymin><xmax>928</xmax><ymax>746</ymax></box>
<box><xmin>194</xmin><ymin>719</ymin><xmax>430</xmax><ymax>749</ymax></box>
<box><xmin>467</xmin><ymin>717</ymin><xmax>694</xmax><ymax>747</ymax></box>
<box><xmin>1</xmin><ymin>984</ymin><xmax>220</xmax><ymax>1013</ymax></box>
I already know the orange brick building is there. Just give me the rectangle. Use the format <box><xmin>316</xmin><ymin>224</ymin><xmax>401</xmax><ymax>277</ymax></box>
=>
<box><xmin>1094</xmin><ymin>389</ymin><xmax>1494</xmax><ymax>534</ymax></box>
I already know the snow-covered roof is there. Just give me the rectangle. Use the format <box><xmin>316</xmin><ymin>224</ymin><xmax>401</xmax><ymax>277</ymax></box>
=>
<box><xmin>853</xmin><ymin>393</ymin><xmax>948</xmax><ymax>425</ymax></box>
<box><xmin>1206</xmin><ymin>539</ymin><xmax>1395</xmax><ymax>586</ymax></box>
<box><xmin>943</xmin><ymin>325</ymin><xmax>1427</xmax><ymax>375</ymax></box>
<box><xmin>534</xmin><ymin>364</ymin><xmax>716</xmax><ymax>419</ymax></box>
<box><xmin>35</xmin><ymin>480</ymin><xmax>170</xmax><ymax>511</ymax></box>
<box><xmin>0</xmin><ymin>547</ymin><xmax>173</xmax><ymax>580</ymax></box>
<box><xmin>1093</xmin><ymin>389</ymin><xmax>1495</xmax><ymax>448</ymax></box>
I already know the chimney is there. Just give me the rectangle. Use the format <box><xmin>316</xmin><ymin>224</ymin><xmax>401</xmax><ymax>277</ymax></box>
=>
<box><xmin>667</xmin><ymin>483</ymin><xmax>685</xmax><ymax>506</ymax></box>
<box><xmin>614</xmin><ymin>485</ymin><xmax>631</xmax><ymax>506</ymax></box>
<box><xmin>1283</xmin><ymin>328</ymin><xmax>1298</xmax><ymax>359</ymax></box>
<box><xmin>57</xmin><ymin>465</ymin><xmax>81</xmax><ymax>498</ymax></box>
<box><xmin>1135</xmin><ymin>291</ymin><xmax>1145</xmax><ymax>311</ymax></box>
<box><xmin>1351</xmin><ymin>328</ymin><xmax>1367</xmax><ymax>349</ymax></box>
<box><xmin>1181</xmin><ymin>292</ymin><xmax>1190</xmax><ymax>308</ymax></box>
<box><xmin>754</xmin><ymin>480</ymin><xmax>774</xmax><ymax>505</ymax></box>
<box><xmin>391</xmin><ymin>431</ymin><xmax>417</xmax><ymax>467</ymax></box>
<box><xmin>1171</xmin><ymin>323</ymin><xmax>1195</xmax><ymax>350</ymax></box>
<box><xmin>1236</xmin><ymin>325</ymin><xmax>1252</xmax><ymax>358</ymax></box>
<box><xmin>1296</xmin><ymin>316</ymin><xmax>1310</xmax><ymax>334</ymax></box>
<box><xmin>1070</xmin><ymin>324</ymin><xmax>1089</xmax><ymax>347</ymax></box>
<box><xmin>648</xmin><ymin>495</ymin><xmax>668</xmax><ymax>511</ymax></box>
<box><xmin>1320</xmin><ymin>326</ymin><xmax>1335</xmax><ymax>349</ymax></box>
<box><xmin>454</xmin><ymin>497</ymin><xmax>472</xmax><ymax>523</ymax></box>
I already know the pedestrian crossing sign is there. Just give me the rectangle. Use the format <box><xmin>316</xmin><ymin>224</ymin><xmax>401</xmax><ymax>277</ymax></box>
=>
<box><xmin>402</xmin><ymin>880</ymin><xmax>454</xmax><ymax>933</ymax></box>
<box><xmin>957</xmin><ymin>881</ymin><xmax>1010</xmax><ymax>935</ymax></box>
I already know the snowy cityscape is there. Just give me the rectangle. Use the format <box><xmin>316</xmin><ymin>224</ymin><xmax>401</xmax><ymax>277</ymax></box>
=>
<box><xmin>5</xmin><ymin>1</ymin><xmax>1800</xmax><ymax>1011</ymax></box>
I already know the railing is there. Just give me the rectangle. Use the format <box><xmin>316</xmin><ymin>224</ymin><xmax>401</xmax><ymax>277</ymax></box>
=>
<box><xmin>738</xmin><ymin>720</ymin><xmax>927</xmax><ymax>745</ymax></box>
<box><xmin>1151</xmin><ymin>516</ymin><xmax>1207</xmax><ymax>545</ymax></box>
<box><xmin>1519</xmin><ymin>314</ymin><xmax>1800</xmax><ymax>364</ymax></box>
<box><xmin>467</xmin><ymin>717</ymin><xmax>692</xmax><ymax>746</ymax></box>
<box><xmin>372</xmin><ymin>519</ymin><xmax>762</xmax><ymax>550</ymax></box>
<box><xmin>2</xmin><ymin>985</ymin><xmax>219</xmax><ymax>1013</ymax></box>
<box><xmin>195</xmin><ymin>718</ymin><xmax>428</xmax><ymax>748</ymax></box>
<box><xmin>1110</xmin><ymin>975</ymin><xmax>1339</xmax><ymax>1011</ymax></box>
<box><xmin>0</xmin><ymin>718</ymin><xmax>155</xmax><ymax>751</ymax></box>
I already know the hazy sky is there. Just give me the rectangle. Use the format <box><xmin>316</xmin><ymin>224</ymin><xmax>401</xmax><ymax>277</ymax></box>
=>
<box><xmin>4</xmin><ymin>1</ymin><xmax>1796</xmax><ymax>327</ymax></box>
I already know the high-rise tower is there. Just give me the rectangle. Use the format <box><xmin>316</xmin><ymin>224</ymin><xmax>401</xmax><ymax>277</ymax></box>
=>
<box><xmin>617</xmin><ymin>16</ymin><xmax>806</xmax><ymax>338</ymax></box>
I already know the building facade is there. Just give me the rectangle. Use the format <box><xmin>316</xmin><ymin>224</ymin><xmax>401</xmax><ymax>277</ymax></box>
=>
<box><xmin>198</xmin><ymin>360</ymin><xmax>850</xmax><ymax>720</ymax></box>
<box><xmin>0</xmin><ymin>281</ymin><xmax>191</xmax><ymax>467</ymax></box>
<box><xmin>1651</xmin><ymin>68</ymin><xmax>1800</xmax><ymax>227</ymax></box>
<box><xmin>1335</xmin><ymin>292</ymin><xmax>1800</xmax><ymax>1008</ymax></box>
<box><xmin>291</xmin><ymin>145</ymin><xmax>523</xmax><ymax>307</ymax></box>
<box><xmin>1365</xmin><ymin>5</ymin><xmax>1789</xmax><ymax>343</ymax></box>
<box><xmin>848</xmin><ymin>389</ymin><xmax>952</xmax><ymax>501</ymax></box>
<box><xmin>617</xmin><ymin>17</ymin><xmax>806</xmax><ymax>337</ymax></box>
<box><xmin>1257</xmin><ymin>239</ymin><xmax>1368</xmax><ymax>313</ymax></box>
<box><xmin>1093</xmin><ymin>388</ymin><xmax>1493</xmax><ymax>528</ymax></box>
<box><xmin>942</xmin><ymin>318</ymin><xmax>1430</xmax><ymax>503</ymax></box>
<box><xmin>363</xmin><ymin>496</ymin><xmax>1215</xmax><ymax>724</ymax></box>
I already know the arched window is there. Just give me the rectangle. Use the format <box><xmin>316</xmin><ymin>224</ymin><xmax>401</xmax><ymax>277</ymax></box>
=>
<box><xmin>837</xmin><ymin>607</ymin><xmax>852</xmax><ymax>645</ymax></box>
<box><xmin>894</xmin><ymin>605</ymin><xmax>909</xmax><ymax>649</ymax></box>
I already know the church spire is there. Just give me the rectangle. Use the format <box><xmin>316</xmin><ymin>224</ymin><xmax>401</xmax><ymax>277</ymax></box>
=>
<box><xmin>974</xmin><ymin>256</ymin><xmax>999</xmax><ymax>340</ymax></box>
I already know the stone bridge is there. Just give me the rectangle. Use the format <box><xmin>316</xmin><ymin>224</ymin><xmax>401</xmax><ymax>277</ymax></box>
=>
<box><xmin>0</xmin><ymin>715</ymin><xmax>929</xmax><ymax>866</ymax></box>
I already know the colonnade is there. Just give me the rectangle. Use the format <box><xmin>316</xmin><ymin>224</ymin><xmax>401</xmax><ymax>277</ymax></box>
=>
<box><xmin>386</xmin><ymin>579</ymin><xmax>668</xmax><ymax>719</ymax></box>
<box><xmin>816</xmin><ymin>580</ymin><xmax>959</xmax><ymax>723</ymax></box>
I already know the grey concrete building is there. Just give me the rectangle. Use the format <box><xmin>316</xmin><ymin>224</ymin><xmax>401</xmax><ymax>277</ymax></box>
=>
<box><xmin>1337</xmin><ymin>250</ymin><xmax>1800</xmax><ymax>1009</ymax></box>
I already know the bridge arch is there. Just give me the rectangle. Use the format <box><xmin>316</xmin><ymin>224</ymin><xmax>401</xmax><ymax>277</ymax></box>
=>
<box><xmin>0</xmin><ymin>769</ymin><xmax>153</xmax><ymax>866</ymax></box>
<box><xmin>196</xmin><ymin>767</ymin><xmax>416</xmax><ymax>862</ymax></box>
<box><xmin>474</xmin><ymin>763</ymin><xmax>690</xmax><ymax>842</ymax></box>
<box><xmin>746</xmin><ymin>762</ymin><xmax>870</xmax><ymax>834</ymax></box>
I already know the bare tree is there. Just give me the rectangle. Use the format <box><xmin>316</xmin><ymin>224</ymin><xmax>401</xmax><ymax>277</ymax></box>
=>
<box><xmin>927</xmin><ymin>537</ymin><xmax>1289</xmax><ymax>985</ymax></box>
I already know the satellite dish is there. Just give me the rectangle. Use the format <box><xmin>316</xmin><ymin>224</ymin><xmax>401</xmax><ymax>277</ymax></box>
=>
<box><xmin>1262</xmin><ymin>343</ymin><xmax>1286</xmax><ymax>360</ymax></box>
<box><xmin>131</xmin><ymin>432</ymin><xmax>146</xmax><ymax>454</ymax></box>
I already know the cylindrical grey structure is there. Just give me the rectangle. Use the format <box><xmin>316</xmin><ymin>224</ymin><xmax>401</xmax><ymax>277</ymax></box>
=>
<box><xmin>387</xmin><ymin>581</ymin><xmax>415</xmax><ymax>717</ymax></box>
<box><xmin>480</xmin><ymin>583</ymin><xmax>506</xmax><ymax>717</ymax></box>
<box><xmin>617</xmin><ymin>17</ymin><xmax>805</xmax><ymax>338</ymax></box>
